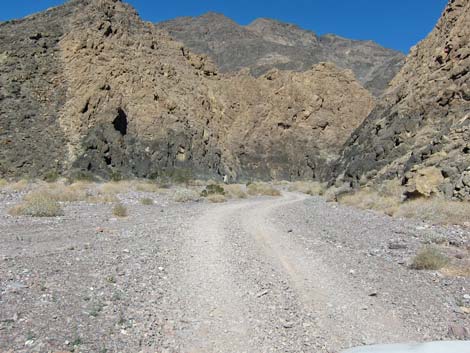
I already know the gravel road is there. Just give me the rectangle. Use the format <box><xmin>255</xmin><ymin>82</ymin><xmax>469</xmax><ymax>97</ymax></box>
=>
<box><xmin>1</xmin><ymin>191</ymin><xmax>469</xmax><ymax>353</ymax></box>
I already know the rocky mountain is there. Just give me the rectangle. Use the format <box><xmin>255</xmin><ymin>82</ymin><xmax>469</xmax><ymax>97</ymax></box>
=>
<box><xmin>331</xmin><ymin>0</ymin><xmax>470</xmax><ymax>200</ymax></box>
<box><xmin>0</xmin><ymin>0</ymin><xmax>374</xmax><ymax>181</ymax></box>
<box><xmin>156</xmin><ymin>13</ymin><xmax>405</xmax><ymax>96</ymax></box>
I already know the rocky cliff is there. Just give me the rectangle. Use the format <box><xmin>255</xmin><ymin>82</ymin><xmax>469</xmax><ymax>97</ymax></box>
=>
<box><xmin>0</xmin><ymin>0</ymin><xmax>374</xmax><ymax>181</ymax></box>
<box><xmin>157</xmin><ymin>13</ymin><xmax>405</xmax><ymax>96</ymax></box>
<box><xmin>332</xmin><ymin>0</ymin><xmax>470</xmax><ymax>200</ymax></box>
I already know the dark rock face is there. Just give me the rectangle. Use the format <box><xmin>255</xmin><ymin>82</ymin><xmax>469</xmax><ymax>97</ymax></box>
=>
<box><xmin>332</xmin><ymin>0</ymin><xmax>470</xmax><ymax>200</ymax></box>
<box><xmin>0</xmin><ymin>0</ymin><xmax>374</xmax><ymax>181</ymax></box>
<box><xmin>156</xmin><ymin>13</ymin><xmax>405</xmax><ymax>96</ymax></box>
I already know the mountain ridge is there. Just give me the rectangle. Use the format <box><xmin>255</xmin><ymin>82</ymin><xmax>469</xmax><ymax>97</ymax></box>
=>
<box><xmin>156</xmin><ymin>12</ymin><xmax>405</xmax><ymax>96</ymax></box>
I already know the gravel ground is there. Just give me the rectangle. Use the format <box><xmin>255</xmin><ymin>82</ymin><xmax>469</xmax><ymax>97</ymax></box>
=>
<box><xmin>0</xmin><ymin>189</ymin><xmax>469</xmax><ymax>353</ymax></box>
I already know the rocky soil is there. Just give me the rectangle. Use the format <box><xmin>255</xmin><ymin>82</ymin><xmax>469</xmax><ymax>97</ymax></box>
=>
<box><xmin>332</xmin><ymin>0</ymin><xmax>470</xmax><ymax>201</ymax></box>
<box><xmin>157</xmin><ymin>13</ymin><xmax>405</xmax><ymax>96</ymax></box>
<box><xmin>1</xmin><ymin>188</ymin><xmax>469</xmax><ymax>353</ymax></box>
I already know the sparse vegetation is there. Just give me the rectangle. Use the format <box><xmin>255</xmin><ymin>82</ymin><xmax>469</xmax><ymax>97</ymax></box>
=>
<box><xmin>394</xmin><ymin>198</ymin><xmax>470</xmax><ymax>226</ymax></box>
<box><xmin>43</xmin><ymin>170</ymin><xmax>60</xmax><ymax>183</ymax></box>
<box><xmin>112</xmin><ymin>203</ymin><xmax>128</xmax><ymax>217</ymax></box>
<box><xmin>0</xmin><ymin>178</ymin><xmax>9</xmax><ymax>188</ymax></box>
<box><xmin>206</xmin><ymin>194</ymin><xmax>227</xmax><ymax>203</ymax></box>
<box><xmin>173</xmin><ymin>188</ymin><xmax>200</xmax><ymax>202</ymax></box>
<box><xmin>134</xmin><ymin>181</ymin><xmax>161</xmax><ymax>193</ymax></box>
<box><xmin>247</xmin><ymin>182</ymin><xmax>281</xmax><ymax>197</ymax></box>
<box><xmin>9</xmin><ymin>192</ymin><xmax>64</xmax><ymax>217</ymax></box>
<box><xmin>224</xmin><ymin>184</ymin><xmax>248</xmax><ymax>199</ymax></box>
<box><xmin>411</xmin><ymin>246</ymin><xmax>449</xmax><ymax>270</ymax></box>
<box><xmin>140</xmin><ymin>197</ymin><xmax>154</xmax><ymax>205</ymax></box>
<box><xmin>288</xmin><ymin>181</ymin><xmax>326</xmax><ymax>196</ymax></box>
<box><xmin>200</xmin><ymin>184</ymin><xmax>225</xmax><ymax>197</ymax></box>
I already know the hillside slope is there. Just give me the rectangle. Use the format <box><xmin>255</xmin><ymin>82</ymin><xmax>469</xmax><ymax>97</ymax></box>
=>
<box><xmin>157</xmin><ymin>13</ymin><xmax>405</xmax><ymax>96</ymax></box>
<box><xmin>332</xmin><ymin>0</ymin><xmax>470</xmax><ymax>200</ymax></box>
<box><xmin>0</xmin><ymin>0</ymin><xmax>374</xmax><ymax>181</ymax></box>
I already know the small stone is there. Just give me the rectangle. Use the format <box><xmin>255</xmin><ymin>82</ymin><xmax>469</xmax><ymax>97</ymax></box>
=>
<box><xmin>369</xmin><ymin>291</ymin><xmax>378</xmax><ymax>297</ymax></box>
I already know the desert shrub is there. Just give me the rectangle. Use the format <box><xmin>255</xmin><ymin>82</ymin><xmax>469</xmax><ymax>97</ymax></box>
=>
<box><xmin>100</xmin><ymin>181</ymin><xmax>135</xmax><ymax>195</ymax></box>
<box><xmin>69</xmin><ymin>170</ymin><xmax>96</xmax><ymax>182</ymax></box>
<box><xmin>110</xmin><ymin>170</ymin><xmax>122</xmax><ymax>182</ymax></box>
<box><xmin>206</xmin><ymin>194</ymin><xmax>227</xmax><ymax>203</ymax></box>
<box><xmin>9</xmin><ymin>192</ymin><xmax>63</xmax><ymax>217</ymax></box>
<box><xmin>31</xmin><ymin>182</ymin><xmax>89</xmax><ymax>202</ymax></box>
<box><xmin>173</xmin><ymin>189</ymin><xmax>200</xmax><ymax>202</ymax></box>
<box><xmin>411</xmin><ymin>246</ymin><xmax>449</xmax><ymax>270</ymax></box>
<box><xmin>133</xmin><ymin>181</ymin><xmax>161</xmax><ymax>193</ymax></box>
<box><xmin>288</xmin><ymin>181</ymin><xmax>326</xmax><ymax>196</ymax></box>
<box><xmin>140</xmin><ymin>198</ymin><xmax>154</xmax><ymax>205</ymax></box>
<box><xmin>43</xmin><ymin>171</ymin><xmax>60</xmax><ymax>183</ymax></box>
<box><xmin>0</xmin><ymin>178</ymin><xmax>8</xmax><ymax>189</ymax></box>
<box><xmin>112</xmin><ymin>203</ymin><xmax>128</xmax><ymax>217</ymax></box>
<box><xmin>200</xmin><ymin>184</ymin><xmax>225</xmax><ymax>197</ymax></box>
<box><xmin>394</xmin><ymin>198</ymin><xmax>470</xmax><ymax>226</ymax></box>
<box><xmin>7</xmin><ymin>179</ymin><xmax>30</xmax><ymax>192</ymax></box>
<box><xmin>224</xmin><ymin>184</ymin><xmax>247</xmax><ymax>199</ymax></box>
<box><xmin>247</xmin><ymin>183</ymin><xmax>281</xmax><ymax>197</ymax></box>
<box><xmin>338</xmin><ymin>188</ymin><xmax>401</xmax><ymax>215</ymax></box>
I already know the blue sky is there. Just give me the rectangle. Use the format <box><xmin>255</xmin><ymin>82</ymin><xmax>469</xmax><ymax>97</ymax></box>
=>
<box><xmin>1</xmin><ymin>0</ymin><xmax>448</xmax><ymax>53</ymax></box>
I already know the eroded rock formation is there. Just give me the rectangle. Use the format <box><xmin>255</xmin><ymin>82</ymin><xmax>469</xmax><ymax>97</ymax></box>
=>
<box><xmin>0</xmin><ymin>0</ymin><xmax>374</xmax><ymax>181</ymax></box>
<box><xmin>157</xmin><ymin>13</ymin><xmax>405</xmax><ymax>96</ymax></box>
<box><xmin>332</xmin><ymin>0</ymin><xmax>470</xmax><ymax>200</ymax></box>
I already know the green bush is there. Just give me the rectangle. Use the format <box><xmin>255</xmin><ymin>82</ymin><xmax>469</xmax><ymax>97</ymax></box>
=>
<box><xmin>201</xmin><ymin>184</ymin><xmax>225</xmax><ymax>197</ymax></box>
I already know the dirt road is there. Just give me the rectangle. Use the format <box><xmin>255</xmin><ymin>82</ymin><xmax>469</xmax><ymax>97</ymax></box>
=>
<box><xmin>1</xmin><ymin>191</ymin><xmax>468</xmax><ymax>352</ymax></box>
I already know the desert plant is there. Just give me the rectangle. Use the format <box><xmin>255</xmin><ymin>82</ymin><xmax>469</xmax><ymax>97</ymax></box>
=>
<box><xmin>9</xmin><ymin>192</ymin><xmax>64</xmax><ymax>217</ymax></box>
<box><xmin>0</xmin><ymin>178</ymin><xmax>8</xmax><ymax>189</ymax></box>
<box><xmin>112</xmin><ymin>203</ymin><xmax>128</xmax><ymax>217</ymax></box>
<box><xmin>140</xmin><ymin>197</ymin><xmax>154</xmax><ymax>205</ymax></box>
<box><xmin>394</xmin><ymin>198</ymin><xmax>470</xmax><ymax>226</ymax></box>
<box><xmin>288</xmin><ymin>181</ymin><xmax>326</xmax><ymax>196</ymax></box>
<box><xmin>411</xmin><ymin>246</ymin><xmax>449</xmax><ymax>270</ymax></box>
<box><xmin>43</xmin><ymin>170</ymin><xmax>60</xmax><ymax>183</ymax></box>
<box><xmin>173</xmin><ymin>189</ymin><xmax>200</xmax><ymax>202</ymax></box>
<box><xmin>338</xmin><ymin>187</ymin><xmax>401</xmax><ymax>215</ymax></box>
<box><xmin>133</xmin><ymin>181</ymin><xmax>161</xmax><ymax>193</ymax></box>
<box><xmin>200</xmin><ymin>184</ymin><xmax>225</xmax><ymax>197</ymax></box>
<box><xmin>224</xmin><ymin>184</ymin><xmax>247</xmax><ymax>199</ymax></box>
<box><xmin>206</xmin><ymin>194</ymin><xmax>227</xmax><ymax>203</ymax></box>
<box><xmin>247</xmin><ymin>183</ymin><xmax>281</xmax><ymax>197</ymax></box>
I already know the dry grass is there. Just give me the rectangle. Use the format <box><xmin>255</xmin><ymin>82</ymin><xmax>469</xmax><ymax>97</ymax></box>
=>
<box><xmin>247</xmin><ymin>183</ymin><xmax>281</xmax><ymax>197</ymax></box>
<box><xmin>338</xmin><ymin>188</ymin><xmax>401</xmax><ymax>215</ymax></box>
<box><xmin>112</xmin><ymin>203</ymin><xmax>128</xmax><ymax>218</ymax></box>
<box><xmin>30</xmin><ymin>182</ymin><xmax>90</xmax><ymax>202</ymax></box>
<box><xmin>140</xmin><ymin>198</ymin><xmax>154</xmax><ymax>205</ymax></box>
<box><xmin>441</xmin><ymin>265</ymin><xmax>470</xmax><ymax>278</ymax></box>
<box><xmin>173</xmin><ymin>189</ymin><xmax>200</xmax><ymax>203</ymax></box>
<box><xmin>394</xmin><ymin>198</ymin><xmax>470</xmax><ymax>226</ymax></box>
<box><xmin>411</xmin><ymin>246</ymin><xmax>449</xmax><ymax>270</ymax></box>
<box><xmin>9</xmin><ymin>192</ymin><xmax>64</xmax><ymax>217</ymax></box>
<box><xmin>337</xmin><ymin>181</ymin><xmax>404</xmax><ymax>215</ymax></box>
<box><xmin>133</xmin><ymin>181</ymin><xmax>161</xmax><ymax>193</ymax></box>
<box><xmin>6</xmin><ymin>179</ymin><xmax>30</xmax><ymax>192</ymax></box>
<box><xmin>0</xmin><ymin>178</ymin><xmax>8</xmax><ymax>189</ymax></box>
<box><xmin>288</xmin><ymin>181</ymin><xmax>326</xmax><ymax>196</ymax></box>
<box><xmin>206</xmin><ymin>194</ymin><xmax>227</xmax><ymax>203</ymax></box>
<box><xmin>224</xmin><ymin>184</ymin><xmax>247</xmax><ymax>199</ymax></box>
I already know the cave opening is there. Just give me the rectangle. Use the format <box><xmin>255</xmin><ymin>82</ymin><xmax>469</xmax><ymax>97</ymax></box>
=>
<box><xmin>113</xmin><ymin>108</ymin><xmax>128</xmax><ymax>136</ymax></box>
